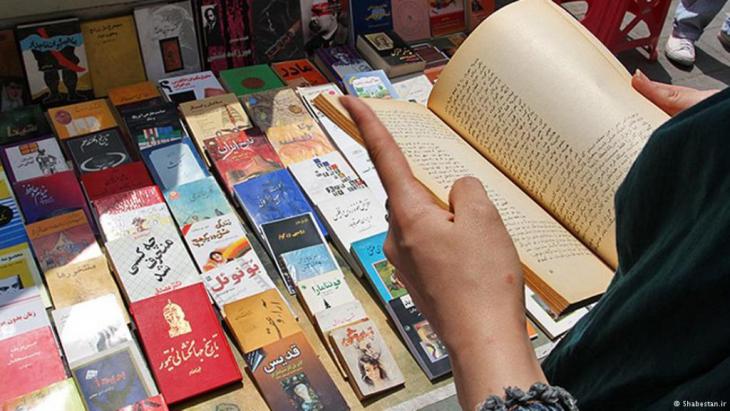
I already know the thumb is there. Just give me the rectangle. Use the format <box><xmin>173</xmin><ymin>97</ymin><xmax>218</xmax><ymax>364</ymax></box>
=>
<box><xmin>631</xmin><ymin>70</ymin><xmax>718</xmax><ymax>116</ymax></box>
<box><xmin>448</xmin><ymin>177</ymin><xmax>498</xmax><ymax>223</ymax></box>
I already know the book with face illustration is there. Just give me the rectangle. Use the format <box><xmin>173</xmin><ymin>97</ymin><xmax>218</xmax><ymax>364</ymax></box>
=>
<box><xmin>330</xmin><ymin>319</ymin><xmax>404</xmax><ymax>399</ymax></box>
<box><xmin>158</xmin><ymin>70</ymin><xmax>225</xmax><ymax>104</ymax></box>
<box><xmin>65</xmin><ymin>128</ymin><xmax>133</xmax><ymax>174</ymax></box>
<box><xmin>183</xmin><ymin>213</ymin><xmax>251</xmax><ymax>272</ymax></box>
<box><xmin>266</xmin><ymin>119</ymin><xmax>336</xmax><ymax>166</ymax></box>
<box><xmin>1</xmin><ymin>378</ymin><xmax>85</xmax><ymax>410</ymax></box>
<box><xmin>0</xmin><ymin>135</ymin><xmax>69</xmax><ymax>184</ymax></box>
<box><xmin>94</xmin><ymin>186</ymin><xmax>174</xmax><ymax>242</ymax></box>
<box><xmin>241</xmin><ymin>87</ymin><xmax>311</xmax><ymax>131</ymax></box>
<box><xmin>26</xmin><ymin>209</ymin><xmax>101</xmax><ymax>272</ymax></box>
<box><xmin>142</xmin><ymin>137</ymin><xmax>209</xmax><ymax>190</ymax></box>
<box><xmin>13</xmin><ymin>170</ymin><xmax>92</xmax><ymax>225</ymax></box>
<box><xmin>196</xmin><ymin>0</ymin><xmax>255</xmax><ymax>74</ymax></box>
<box><xmin>296</xmin><ymin>270</ymin><xmax>354</xmax><ymax>317</ymax></box>
<box><xmin>47</xmin><ymin>99</ymin><xmax>118</xmax><ymax>140</ymax></box>
<box><xmin>81</xmin><ymin>161</ymin><xmax>154</xmax><ymax>202</ymax></box>
<box><xmin>130</xmin><ymin>283</ymin><xmax>241</xmax><ymax>404</ymax></box>
<box><xmin>163</xmin><ymin>176</ymin><xmax>233</xmax><ymax>234</ymax></box>
<box><xmin>202</xmin><ymin>253</ymin><xmax>275</xmax><ymax>310</ymax></box>
<box><xmin>288</xmin><ymin>151</ymin><xmax>367</xmax><ymax>205</ymax></box>
<box><xmin>106</xmin><ymin>224</ymin><xmax>200</xmax><ymax>303</ymax></box>
<box><xmin>123</xmin><ymin>102</ymin><xmax>185</xmax><ymax>151</ymax></box>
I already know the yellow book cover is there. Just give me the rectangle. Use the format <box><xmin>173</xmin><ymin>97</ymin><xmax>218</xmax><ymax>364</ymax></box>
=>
<box><xmin>223</xmin><ymin>288</ymin><xmax>301</xmax><ymax>353</ymax></box>
<box><xmin>44</xmin><ymin>255</ymin><xmax>126</xmax><ymax>314</ymax></box>
<box><xmin>81</xmin><ymin>16</ymin><xmax>147</xmax><ymax>98</ymax></box>
<box><xmin>48</xmin><ymin>99</ymin><xmax>118</xmax><ymax>140</ymax></box>
<box><xmin>0</xmin><ymin>165</ymin><xmax>12</xmax><ymax>199</ymax></box>
<box><xmin>108</xmin><ymin>81</ymin><xmax>160</xmax><ymax>107</ymax></box>
<box><xmin>1</xmin><ymin>378</ymin><xmax>85</xmax><ymax>410</ymax></box>
<box><xmin>0</xmin><ymin>242</ymin><xmax>50</xmax><ymax>306</ymax></box>
<box><xmin>179</xmin><ymin>93</ymin><xmax>252</xmax><ymax>143</ymax></box>
<box><xmin>266</xmin><ymin>119</ymin><xmax>335</xmax><ymax>166</ymax></box>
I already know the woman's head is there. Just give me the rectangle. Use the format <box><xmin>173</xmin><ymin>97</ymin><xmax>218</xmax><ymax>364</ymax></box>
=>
<box><xmin>358</xmin><ymin>355</ymin><xmax>387</xmax><ymax>386</ymax></box>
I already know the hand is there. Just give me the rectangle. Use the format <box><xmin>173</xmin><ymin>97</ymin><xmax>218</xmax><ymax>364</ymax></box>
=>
<box><xmin>340</xmin><ymin>96</ymin><xmax>545</xmax><ymax>410</ymax></box>
<box><xmin>632</xmin><ymin>69</ymin><xmax>719</xmax><ymax>116</ymax></box>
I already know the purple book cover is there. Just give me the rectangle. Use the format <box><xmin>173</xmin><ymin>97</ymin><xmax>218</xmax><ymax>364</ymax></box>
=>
<box><xmin>13</xmin><ymin>170</ymin><xmax>94</xmax><ymax>228</ymax></box>
<box><xmin>196</xmin><ymin>0</ymin><xmax>254</xmax><ymax>73</ymax></box>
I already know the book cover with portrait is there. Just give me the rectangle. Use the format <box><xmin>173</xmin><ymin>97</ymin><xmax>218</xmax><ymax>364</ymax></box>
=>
<box><xmin>0</xmin><ymin>30</ymin><xmax>29</xmax><ymax>113</ymax></box>
<box><xmin>196</xmin><ymin>0</ymin><xmax>254</xmax><ymax>74</ymax></box>
<box><xmin>249</xmin><ymin>0</ymin><xmax>305</xmax><ymax>63</ymax></box>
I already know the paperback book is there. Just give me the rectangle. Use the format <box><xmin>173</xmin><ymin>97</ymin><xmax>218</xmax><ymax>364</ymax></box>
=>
<box><xmin>179</xmin><ymin>93</ymin><xmax>252</xmax><ymax>160</ymax></box>
<box><xmin>393</xmin><ymin>74</ymin><xmax>433</xmax><ymax>105</ymax></box>
<box><xmin>183</xmin><ymin>213</ymin><xmax>251</xmax><ymax>272</ymax></box>
<box><xmin>163</xmin><ymin>176</ymin><xmax>234</xmax><ymax>233</ymax></box>
<box><xmin>141</xmin><ymin>137</ymin><xmax>209</xmax><ymax>190</ymax></box>
<box><xmin>350</xmin><ymin>0</ymin><xmax>393</xmax><ymax>40</ymax></box>
<box><xmin>281</xmin><ymin>244</ymin><xmax>340</xmax><ymax>287</ymax></box>
<box><xmin>158</xmin><ymin>70</ymin><xmax>226</xmax><ymax>104</ymax></box>
<box><xmin>218</xmin><ymin>64</ymin><xmax>285</xmax><ymax>97</ymax></box>
<box><xmin>241</xmin><ymin>87</ymin><xmax>311</xmax><ymax>131</ymax></box>
<box><xmin>314</xmin><ymin>299</ymin><xmax>367</xmax><ymax>333</ymax></box>
<box><xmin>0</xmin><ymin>135</ymin><xmax>69</xmax><ymax>184</ymax></box>
<box><xmin>202</xmin><ymin>252</ymin><xmax>275</xmax><ymax>310</ymax></box>
<box><xmin>26</xmin><ymin>209</ymin><xmax>101</xmax><ymax>272</ymax></box>
<box><xmin>266</xmin><ymin>120</ymin><xmax>336</xmax><ymax>166</ymax></box>
<box><xmin>48</xmin><ymin>99</ymin><xmax>118</xmax><ymax>140</ymax></box>
<box><xmin>356</xmin><ymin>31</ymin><xmax>426</xmax><ymax>78</ymax></box>
<box><xmin>0</xmin><ymin>105</ymin><xmax>51</xmax><ymax>144</ymax></box>
<box><xmin>296</xmin><ymin>270</ymin><xmax>354</xmax><ymax>316</ymax></box>
<box><xmin>301</xmin><ymin>0</ymin><xmax>350</xmax><ymax>55</ymax></box>
<box><xmin>343</xmin><ymin>70</ymin><xmax>399</xmax><ymax>99</ymax></box>
<box><xmin>81</xmin><ymin>161</ymin><xmax>153</xmax><ymax>203</ymax></box>
<box><xmin>429</xmin><ymin>0</ymin><xmax>466</xmax><ymax>36</ymax></box>
<box><xmin>122</xmin><ymin>102</ymin><xmax>185</xmax><ymax>151</ymax></box>
<box><xmin>272</xmin><ymin>59</ymin><xmax>328</xmax><ymax>87</ymax></box>
<box><xmin>1</xmin><ymin>378</ymin><xmax>85</xmax><ymax>411</ymax></box>
<box><xmin>0</xmin><ymin>287</ymin><xmax>48</xmax><ymax>341</ymax></box>
<box><xmin>13</xmin><ymin>170</ymin><xmax>92</xmax><ymax>225</ymax></box>
<box><xmin>317</xmin><ymin>189</ymin><xmax>388</xmax><ymax>258</ymax></box>
<box><xmin>250</xmin><ymin>0</ymin><xmax>305</xmax><ymax>63</ymax></box>
<box><xmin>108</xmin><ymin>81</ymin><xmax>162</xmax><ymax>108</ymax></box>
<box><xmin>313</xmin><ymin>45</ymin><xmax>372</xmax><ymax>86</ymax></box>
<box><xmin>93</xmin><ymin>186</ymin><xmax>173</xmax><ymax>242</ymax></box>
<box><xmin>196</xmin><ymin>0</ymin><xmax>255</xmax><ymax>73</ymax></box>
<box><xmin>0</xmin><ymin>244</ymin><xmax>46</xmax><ymax>306</ymax></box>
<box><xmin>43</xmin><ymin>256</ymin><xmax>126</xmax><ymax>312</ymax></box>
<box><xmin>351</xmin><ymin>232</ymin><xmax>407</xmax><ymax>304</ymax></box>
<box><xmin>65</xmin><ymin>129</ymin><xmax>133</xmax><ymax>174</ymax></box>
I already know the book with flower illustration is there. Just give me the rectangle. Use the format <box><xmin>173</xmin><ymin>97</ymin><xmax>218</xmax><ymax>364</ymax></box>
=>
<box><xmin>314</xmin><ymin>0</ymin><xmax>671</xmax><ymax>315</ymax></box>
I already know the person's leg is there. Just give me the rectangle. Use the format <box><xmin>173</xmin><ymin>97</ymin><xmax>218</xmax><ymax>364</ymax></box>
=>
<box><xmin>673</xmin><ymin>0</ymin><xmax>727</xmax><ymax>41</ymax></box>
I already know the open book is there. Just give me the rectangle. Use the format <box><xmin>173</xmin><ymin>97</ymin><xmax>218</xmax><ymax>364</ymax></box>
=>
<box><xmin>314</xmin><ymin>0</ymin><xmax>670</xmax><ymax>315</ymax></box>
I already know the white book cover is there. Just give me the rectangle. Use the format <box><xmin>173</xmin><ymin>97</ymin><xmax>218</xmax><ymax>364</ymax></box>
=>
<box><xmin>98</xmin><ymin>202</ymin><xmax>175</xmax><ymax>243</ymax></box>
<box><xmin>393</xmin><ymin>74</ymin><xmax>433</xmax><ymax>106</ymax></box>
<box><xmin>318</xmin><ymin>190</ymin><xmax>389</xmax><ymax>251</ymax></box>
<box><xmin>0</xmin><ymin>287</ymin><xmax>49</xmax><ymax>341</ymax></box>
<box><xmin>289</xmin><ymin>151</ymin><xmax>367</xmax><ymax>205</ymax></box>
<box><xmin>106</xmin><ymin>225</ymin><xmax>201</xmax><ymax>303</ymax></box>
<box><xmin>52</xmin><ymin>294</ymin><xmax>132</xmax><ymax>364</ymax></box>
<box><xmin>297</xmin><ymin>271</ymin><xmax>356</xmax><ymax>316</ymax></box>
<box><xmin>134</xmin><ymin>0</ymin><xmax>202</xmax><ymax>82</ymax></box>
<box><xmin>314</xmin><ymin>300</ymin><xmax>368</xmax><ymax>333</ymax></box>
<box><xmin>4</xmin><ymin>137</ymin><xmax>69</xmax><ymax>183</ymax></box>
<box><xmin>158</xmin><ymin>70</ymin><xmax>225</xmax><ymax>103</ymax></box>
<box><xmin>0</xmin><ymin>242</ymin><xmax>49</xmax><ymax>306</ymax></box>
<box><xmin>183</xmin><ymin>213</ymin><xmax>250</xmax><ymax>272</ymax></box>
<box><xmin>525</xmin><ymin>287</ymin><xmax>591</xmax><ymax>340</ymax></box>
<box><xmin>202</xmin><ymin>255</ymin><xmax>275</xmax><ymax>310</ymax></box>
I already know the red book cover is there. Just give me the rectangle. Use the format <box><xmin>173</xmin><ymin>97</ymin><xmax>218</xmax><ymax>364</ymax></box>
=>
<box><xmin>116</xmin><ymin>394</ymin><xmax>169</xmax><ymax>411</ymax></box>
<box><xmin>429</xmin><ymin>0</ymin><xmax>466</xmax><ymax>36</ymax></box>
<box><xmin>81</xmin><ymin>161</ymin><xmax>154</xmax><ymax>202</ymax></box>
<box><xmin>272</xmin><ymin>59</ymin><xmax>329</xmax><ymax>87</ymax></box>
<box><xmin>130</xmin><ymin>283</ymin><xmax>242</xmax><ymax>404</ymax></box>
<box><xmin>93</xmin><ymin>185</ymin><xmax>165</xmax><ymax>217</ymax></box>
<box><xmin>0</xmin><ymin>326</ymin><xmax>66</xmax><ymax>402</ymax></box>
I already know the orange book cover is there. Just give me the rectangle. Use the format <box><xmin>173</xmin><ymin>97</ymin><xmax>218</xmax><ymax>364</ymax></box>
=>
<box><xmin>26</xmin><ymin>209</ymin><xmax>102</xmax><ymax>272</ymax></box>
<box><xmin>48</xmin><ymin>99</ymin><xmax>118</xmax><ymax>139</ymax></box>
<box><xmin>108</xmin><ymin>81</ymin><xmax>161</xmax><ymax>107</ymax></box>
<box><xmin>266</xmin><ymin>120</ymin><xmax>335</xmax><ymax>166</ymax></box>
<box><xmin>272</xmin><ymin>59</ymin><xmax>329</xmax><ymax>87</ymax></box>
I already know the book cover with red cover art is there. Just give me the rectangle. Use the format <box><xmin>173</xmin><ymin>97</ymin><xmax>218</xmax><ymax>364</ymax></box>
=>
<box><xmin>93</xmin><ymin>185</ymin><xmax>173</xmax><ymax>241</ymax></box>
<box><xmin>0</xmin><ymin>326</ymin><xmax>67</xmax><ymax>402</ymax></box>
<box><xmin>130</xmin><ymin>283</ymin><xmax>241</xmax><ymax>404</ymax></box>
<box><xmin>12</xmin><ymin>170</ymin><xmax>93</xmax><ymax>226</ymax></box>
<box><xmin>429</xmin><ymin>0</ymin><xmax>466</xmax><ymax>36</ymax></box>
<box><xmin>271</xmin><ymin>59</ymin><xmax>328</xmax><ymax>87</ymax></box>
<box><xmin>81</xmin><ymin>161</ymin><xmax>154</xmax><ymax>202</ymax></box>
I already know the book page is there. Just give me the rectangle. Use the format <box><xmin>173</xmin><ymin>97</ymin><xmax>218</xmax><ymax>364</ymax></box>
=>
<box><xmin>428</xmin><ymin>0</ymin><xmax>670</xmax><ymax>268</ymax></box>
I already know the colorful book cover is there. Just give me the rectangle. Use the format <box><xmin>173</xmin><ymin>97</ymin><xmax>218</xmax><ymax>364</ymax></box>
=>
<box><xmin>163</xmin><ymin>176</ymin><xmax>233</xmax><ymax>233</ymax></box>
<box><xmin>141</xmin><ymin>138</ymin><xmax>209</xmax><ymax>190</ymax></box>
<box><xmin>0</xmin><ymin>30</ymin><xmax>29</xmax><ymax>113</ymax></box>
<box><xmin>26</xmin><ymin>209</ymin><xmax>101</xmax><ymax>272</ymax></box>
<box><xmin>233</xmin><ymin>169</ymin><xmax>326</xmax><ymax>235</ymax></box>
<box><xmin>392</xmin><ymin>0</ymin><xmax>431</xmax><ymax>42</ymax></box>
<box><xmin>204</xmin><ymin>129</ymin><xmax>283</xmax><ymax>192</ymax></box>
<box><xmin>0</xmin><ymin>105</ymin><xmax>51</xmax><ymax>144</ymax></box>
<box><xmin>106</xmin><ymin>225</ymin><xmax>200</xmax><ymax>303</ymax></box>
<box><xmin>1</xmin><ymin>135</ymin><xmax>69</xmax><ymax>184</ymax></box>
<box><xmin>315</xmin><ymin>300</ymin><xmax>367</xmax><ymax>333</ymax></box>
<box><xmin>179</xmin><ymin>93</ymin><xmax>252</xmax><ymax>142</ymax></box>
<box><xmin>223</xmin><ymin>288</ymin><xmax>300</xmax><ymax>353</ymax></box>
<box><xmin>218</xmin><ymin>64</ymin><xmax>285</xmax><ymax>97</ymax></box>
<box><xmin>202</xmin><ymin>255</ymin><xmax>275</xmax><ymax>310</ymax></box>
<box><xmin>351</xmin><ymin>0</ymin><xmax>393</xmax><ymax>39</ymax></box>
<box><xmin>71</xmin><ymin>342</ymin><xmax>158</xmax><ymax>411</ymax></box>
<box><xmin>108</xmin><ymin>81</ymin><xmax>162</xmax><ymax>108</ymax></box>
<box><xmin>343</xmin><ymin>69</ymin><xmax>399</xmax><ymax>99</ymax></box>
<box><xmin>301</xmin><ymin>0</ymin><xmax>350</xmax><ymax>55</ymax></box>
<box><xmin>93</xmin><ymin>186</ymin><xmax>173</xmax><ymax>242</ymax></box>
<box><xmin>52</xmin><ymin>294</ymin><xmax>132</xmax><ymax>364</ymax></box>
<box><xmin>0</xmin><ymin>243</ymin><xmax>46</xmax><ymax>306</ymax></box>
<box><xmin>43</xmin><ymin>256</ymin><xmax>126</xmax><ymax>311</ymax></box>
<box><xmin>0</xmin><ymin>326</ymin><xmax>67</xmax><ymax>403</ymax></box>
<box><xmin>1</xmin><ymin>378</ymin><xmax>85</xmax><ymax>411</ymax></box>
<box><xmin>288</xmin><ymin>151</ymin><xmax>366</xmax><ymax>205</ymax></box>
<box><xmin>330</xmin><ymin>319</ymin><xmax>404</xmax><ymax>398</ymax></box>
<box><xmin>81</xmin><ymin>16</ymin><xmax>147</xmax><ymax>98</ymax></box>
<box><xmin>158</xmin><ymin>71</ymin><xmax>226</xmax><ymax>104</ymax></box>
<box><xmin>393</xmin><ymin>73</ymin><xmax>433</xmax><ymax>105</ymax></box>
<box><xmin>116</xmin><ymin>394</ymin><xmax>169</xmax><ymax>411</ymax></box>
<box><xmin>317</xmin><ymin>189</ymin><xmax>388</xmax><ymax>251</ymax></box>
<box><xmin>250</xmin><ymin>0</ymin><xmax>305</xmax><ymax>63</ymax></box>
<box><xmin>313</xmin><ymin>45</ymin><xmax>372</xmax><ymax>84</ymax></box>
<box><xmin>0</xmin><ymin>196</ymin><xmax>29</xmax><ymax>251</ymax></box>
<box><xmin>66</xmin><ymin>129</ymin><xmax>133</xmax><ymax>174</ymax></box>
<box><xmin>134</xmin><ymin>1</ymin><xmax>202</xmax><ymax>82</ymax></box>
<box><xmin>122</xmin><ymin>103</ymin><xmax>185</xmax><ymax>151</ymax></box>
<box><xmin>429</xmin><ymin>0</ymin><xmax>466</xmax><ymax>36</ymax></box>
<box><xmin>16</xmin><ymin>18</ymin><xmax>94</xmax><ymax>107</ymax></box>
<box><xmin>387</xmin><ymin>294</ymin><xmax>451</xmax><ymax>380</ymax></box>
<box><xmin>245</xmin><ymin>331</ymin><xmax>349</xmax><ymax>410</ymax></box>
<box><xmin>0</xmin><ymin>287</ymin><xmax>48</xmax><ymax>341</ymax></box>
<box><xmin>13</xmin><ymin>170</ymin><xmax>91</xmax><ymax>225</ymax></box>
<box><xmin>81</xmin><ymin>161</ymin><xmax>153</xmax><ymax>203</ymax></box>
<box><xmin>261</xmin><ymin>213</ymin><xmax>333</xmax><ymax>294</ymax></box>
<box><xmin>351</xmin><ymin>232</ymin><xmax>407</xmax><ymax>304</ymax></box>
<box><xmin>281</xmin><ymin>245</ymin><xmax>339</xmax><ymax>286</ymax></box>
<box><xmin>241</xmin><ymin>87</ymin><xmax>311</xmax><ymax>131</ymax></box>
<box><xmin>296</xmin><ymin>270</ymin><xmax>354</xmax><ymax>316</ymax></box>
<box><xmin>272</xmin><ymin>59</ymin><xmax>328</xmax><ymax>87</ymax></box>
<box><xmin>131</xmin><ymin>283</ymin><xmax>242</xmax><ymax>404</ymax></box>
<box><xmin>183</xmin><ymin>213</ymin><xmax>251</xmax><ymax>272</ymax></box>
<box><xmin>48</xmin><ymin>99</ymin><xmax>118</xmax><ymax>140</ymax></box>
<box><xmin>196</xmin><ymin>0</ymin><xmax>254</xmax><ymax>74</ymax></box>
<box><xmin>266</xmin><ymin>120</ymin><xmax>336</xmax><ymax>166</ymax></box>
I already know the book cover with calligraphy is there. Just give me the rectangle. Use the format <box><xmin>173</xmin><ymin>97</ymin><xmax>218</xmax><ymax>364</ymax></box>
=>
<box><xmin>314</xmin><ymin>300</ymin><xmax>367</xmax><ymax>333</ymax></box>
<box><xmin>281</xmin><ymin>245</ymin><xmax>339</xmax><ymax>286</ymax></box>
<box><xmin>223</xmin><ymin>288</ymin><xmax>300</xmax><ymax>353</ymax></box>
<box><xmin>94</xmin><ymin>186</ymin><xmax>174</xmax><ymax>242</ymax></box>
<box><xmin>202</xmin><ymin>255</ymin><xmax>275</xmax><ymax>310</ymax></box>
<box><xmin>116</xmin><ymin>394</ymin><xmax>169</xmax><ymax>411</ymax></box>
<box><xmin>141</xmin><ymin>137</ymin><xmax>209</xmax><ymax>191</ymax></box>
<box><xmin>179</xmin><ymin>93</ymin><xmax>252</xmax><ymax>146</ymax></box>
<box><xmin>122</xmin><ymin>102</ymin><xmax>185</xmax><ymax>151</ymax></box>
<box><xmin>158</xmin><ymin>71</ymin><xmax>225</xmax><ymax>104</ymax></box>
<box><xmin>204</xmin><ymin>129</ymin><xmax>283</xmax><ymax>192</ymax></box>
<box><xmin>0</xmin><ymin>196</ymin><xmax>29</xmax><ymax>251</ymax></box>
<box><xmin>245</xmin><ymin>331</ymin><xmax>349</xmax><ymax>411</ymax></box>
<box><xmin>272</xmin><ymin>59</ymin><xmax>328</xmax><ymax>87</ymax></box>
<box><xmin>233</xmin><ymin>169</ymin><xmax>326</xmax><ymax>236</ymax></box>
<box><xmin>26</xmin><ymin>209</ymin><xmax>102</xmax><ymax>272</ymax></box>
<box><xmin>261</xmin><ymin>213</ymin><xmax>333</xmax><ymax>294</ymax></box>
<box><xmin>48</xmin><ymin>99</ymin><xmax>118</xmax><ymax>140</ymax></box>
<box><xmin>352</xmin><ymin>232</ymin><xmax>407</xmax><ymax>304</ymax></box>
<box><xmin>82</xmin><ymin>16</ymin><xmax>147</xmax><ymax>98</ymax></box>
<box><xmin>53</xmin><ymin>294</ymin><xmax>132</xmax><ymax>364</ymax></box>
<box><xmin>196</xmin><ymin>0</ymin><xmax>254</xmax><ymax>74</ymax></box>
<box><xmin>163</xmin><ymin>177</ymin><xmax>233</xmax><ymax>234</ymax></box>
<box><xmin>71</xmin><ymin>341</ymin><xmax>158</xmax><ymax>411</ymax></box>
<box><xmin>0</xmin><ymin>243</ymin><xmax>47</xmax><ymax>307</ymax></box>
<box><xmin>0</xmin><ymin>326</ymin><xmax>67</xmax><ymax>402</ymax></box>
<box><xmin>131</xmin><ymin>283</ymin><xmax>241</xmax><ymax>404</ymax></box>
<box><xmin>0</xmin><ymin>286</ymin><xmax>48</xmax><ymax>341</ymax></box>
<box><xmin>330</xmin><ymin>319</ymin><xmax>404</xmax><ymax>399</ymax></box>
<box><xmin>1</xmin><ymin>378</ymin><xmax>85</xmax><ymax>411</ymax></box>
<box><xmin>218</xmin><ymin>64</ymin><xmax>284</xmax><ymax>97</ymax></box>
<box><xmin>108</xmin><ymin>81</ymin><xmax>162</xmax><ymax>108</ymax></box>
<box><xmin>66</xmin><ymin>129</ymin><xmax>133</xmax><ymax>174</ymax></box>
<box><xmin>0</xmin><ymin>105</ymin><xmax>52</xmax><ymax>145</ymax></box>
<box><xmin>296</xmin><ymin>270</ymin><xmax>354</xmax><ymax>317</ymax></box>
<box><xmin>0</xmin><ymin>135</ymin><xmax>69</xmax><ymax>184</ymax></box>
<box><xmin>13</xmin><ymin>170</ymin><xmax>92</xmax><ymax>226</ymax></box>
<box><xmin>16</xmin><ymin>18</ymin><xmax>94</xmax><ymax>108</ymax></box>
<box><xmin>81</xmin><ymin>161</ymin><xmax>153</xmax><ymax>203</ymax></box>
<box><xmin>343</xmin><ymin>69</ymin><xmax>400</xmax><ymax>99</ymax></box>
<box><xmin>134</xmin><ymin>1</ymin><xmax>202</xmax><ymax>82</ymax></box>
<box><xmin>266</xmin><ymin>120</ymin><xmax>336</xmax><ymax>166</ymax></box>
<box><xmin>318</xmin><ymin>189</ymin><xmax>388</xmax><ymax>254</ymax></box>
<box><xmin>183</xmin><ymin>213</ymin><xmax>251</xmax><ymax>272</ymax></box>
<box><xmin>44</xmin><ymin>256</ymin><xmax>127</xmax><ymax>312</ymax></box>
<box><xmin>241</xmin><ymin>87</ymin><xmax>311</xmax><ymax>131</ymax></box>
<box><xmin>289</xmin><ymin>151</ymin><xmax>366</xmax><ymax>205</ymax></box>
<box><xmin>106</xmin><ymin>225</ymin><xmax>200</xmax><ymax>303</ymax></box>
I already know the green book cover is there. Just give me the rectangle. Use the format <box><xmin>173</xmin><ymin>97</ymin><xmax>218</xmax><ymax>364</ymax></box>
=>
<box><xmin>219</xmin><ymin>64</ymin><xmax>285</xmax><ymax>97</ymax></box>
<box><xmin>0</xmin><ymin>105</ymin><xmax>51</xmax><ymax>144</ymax></box>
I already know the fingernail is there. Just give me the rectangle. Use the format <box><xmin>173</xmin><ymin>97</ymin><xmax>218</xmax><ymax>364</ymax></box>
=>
<box><xmin>634</xmin><ymin>69</ymin><xmax>646</xmax><ymax>80</ymax></box>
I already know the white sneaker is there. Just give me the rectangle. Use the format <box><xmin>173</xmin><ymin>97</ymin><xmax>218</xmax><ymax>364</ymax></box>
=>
<box><xmin>665</xmin><ymin>35</ymin><xmax>696</xmax><ymax>66</ymax></box>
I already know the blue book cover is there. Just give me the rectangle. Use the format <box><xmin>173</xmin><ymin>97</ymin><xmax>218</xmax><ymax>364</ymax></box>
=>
<box><xmin>164</xmin><ymin>176</ymin><xmax>234</xmax><ymax>232</ymax></box>
<box><xmin>343</xmin><ymin>70</ymin><xmax>400</xmax><ymax>99</ymax></box>
<box><xmin>280</xmin><ymin>243</ymin><xmax>339</xmax><ymax>284</ymax></box>
<box><xmin>351</xmin><ymin>0</ymin><xmax>393</xmax><ymax>41</ymax></box>
<box><xmin>233</xmin><ymin>169</ymin><xmax>327</xmax><ymax>236</ymax></box>
<box><xmin>352</xmin><ymin>232</ymin><xmax>408</xmax><ymax>304</ymax></box>
<box><xmin>141</xmin><ymin>137</ymin><xmax>209</xmax><ymax>190</ymax></box>
<box><xmin>0</xmin><ymin>196</ymin><xmax>28</xmax><ymax>250</ymax></box>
